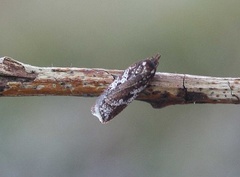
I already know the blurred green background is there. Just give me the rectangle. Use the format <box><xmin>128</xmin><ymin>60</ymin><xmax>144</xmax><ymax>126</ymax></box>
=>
<box><xmin>1</xmin><ymin>1</ymin><xmax>240</xmax><ymax>177</ymax></box>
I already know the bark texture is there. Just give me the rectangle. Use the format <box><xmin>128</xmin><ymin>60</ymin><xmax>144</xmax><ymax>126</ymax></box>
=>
<box><xmin>0</xmin><ymin>56</ymin><xmax>239</xmax><ymax>108</ymax></box>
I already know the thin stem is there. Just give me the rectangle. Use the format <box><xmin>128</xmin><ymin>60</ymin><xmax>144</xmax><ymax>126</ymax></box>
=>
<box><xmin>0</xmin><ymin>56</ymin><xmax>239</xmax><ymax>108</ymax></box>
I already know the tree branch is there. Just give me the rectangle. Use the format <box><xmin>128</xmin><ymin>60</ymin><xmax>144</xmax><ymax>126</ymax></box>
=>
<box><xmin>0</xmin><ymin>56</ymin><xmax>239</xmax><ymax>108</ymax></box>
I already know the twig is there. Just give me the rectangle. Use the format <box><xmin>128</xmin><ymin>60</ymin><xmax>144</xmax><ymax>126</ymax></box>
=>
<box><xmin>0</xmin><ymin>56</ymin><xmax>239</xmax><ymax>108</ymax></box>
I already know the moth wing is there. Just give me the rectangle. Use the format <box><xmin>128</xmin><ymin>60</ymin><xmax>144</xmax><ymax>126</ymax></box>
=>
<box><xmin>104</xmin><ymin>74</ymin><xmax>147</xmax><ymax>104</ymax></box>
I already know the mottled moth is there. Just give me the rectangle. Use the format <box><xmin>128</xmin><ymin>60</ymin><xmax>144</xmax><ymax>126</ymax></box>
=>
<box><xmin>91</xmin><ymin>54</ymin><xmax>160</xmax><ymax>123</ymax></box>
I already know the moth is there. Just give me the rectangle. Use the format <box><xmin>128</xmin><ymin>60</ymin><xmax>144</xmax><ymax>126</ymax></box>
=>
<box><xmin>91</xmin><ymin>54</ymin><xmax>160</xmax><ymax>123</ymax></box>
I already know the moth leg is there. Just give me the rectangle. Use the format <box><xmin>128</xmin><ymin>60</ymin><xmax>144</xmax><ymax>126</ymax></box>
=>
<box><xmin>110</xmin><ymin>74</ymin><xmax>118</xmax><ymax>80</ymax></box>
<box><xmin>106</xmin><ymin>71</ymin><xmax>118</xmax><ymax>80</ymax></box>
<box><xmin>104</xmin><ymin>70</ymin><xmax>118</xmax><ymax>80</ymax></box>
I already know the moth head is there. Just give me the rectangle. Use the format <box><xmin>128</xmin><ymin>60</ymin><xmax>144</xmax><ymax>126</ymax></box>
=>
<box><xmin>91</xmin><ymin>95</ymin><xmax>106</xmax><ymax>123</ymax></box>
<box><xmin>91</xmin><ymin>105</ymin><xmax>104</xmax><ymax>123</ymax></box>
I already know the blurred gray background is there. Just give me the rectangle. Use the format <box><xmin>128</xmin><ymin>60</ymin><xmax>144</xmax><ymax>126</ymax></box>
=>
<box><xmin>1</xmin><ymin>1</ymin><xmax>240</xmax><ymax>177</ymax></box>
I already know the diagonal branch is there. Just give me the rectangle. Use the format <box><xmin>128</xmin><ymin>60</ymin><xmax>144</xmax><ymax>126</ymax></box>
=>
<box><xmin>0</xmin><ymin>56</ymin><xmax>239</xmax><ymax>108</ymax></box>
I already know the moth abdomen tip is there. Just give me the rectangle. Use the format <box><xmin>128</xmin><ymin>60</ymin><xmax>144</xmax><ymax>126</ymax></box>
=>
<box><xmin>151</xmin><ymin>54</ymin><xmax>161</xmax><ymax>65</ymax></box>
